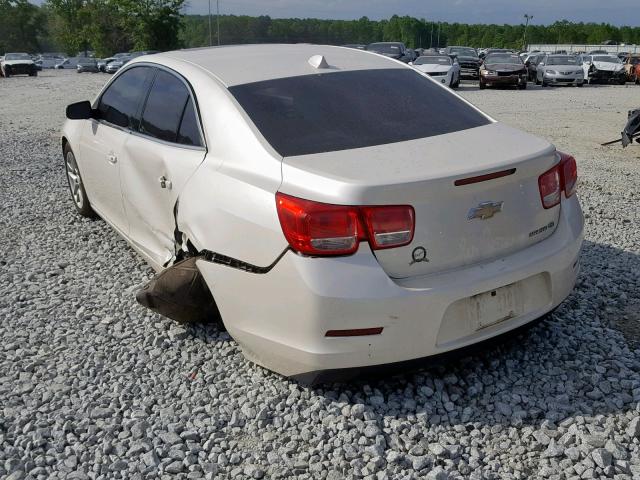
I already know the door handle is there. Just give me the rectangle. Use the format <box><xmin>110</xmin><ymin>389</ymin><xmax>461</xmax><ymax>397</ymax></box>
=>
<box><xmin>107</xmin><ymin>153</ymin><xmax>117</xmax><ymax>164</ymax></box>
<box><xmin>159</xmin><ymin>175</ymin><xmax>172</xmax><ymax>190</ymax></box>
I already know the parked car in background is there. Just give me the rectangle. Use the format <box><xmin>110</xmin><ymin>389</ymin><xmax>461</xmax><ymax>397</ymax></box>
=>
<box><xmin>342</xmin><ymin>44</ymin><xmax>365</xmax><ymax>50</ymax></box>
<box><xmin>365</xmin><ymin>42</ymin><xmax>412</xmax><ymax>63</ymax></box>
<box><xmin>479</xmin><ymin>52</ymin><xmax>527</xmax><ymax>89</ymax></box>
<box><xmin>581</xmin><ymin>55</ymin><xmax>626</xmax><ymax>84</ymax></box>
<box><xmin>632</xmin><ymin>62</ymin><xmax>640</xmax><ymax>84</ymax></box>
<box><xmin>525</xmin><ymin>54</ymin><xmax>543</xmax><ymax>81</ymax></box>
<box><xmin>479</xmin><ymin>48</ymin><xmax>513</xmax><ymax>59</ymax></box>
<box><xmin>61</xmin><ymin>44</ymin><xmax>583</xmax><ymax>380</ymax></box>
<box><xmin>55</xmin><ymin>58</ymin><xmax>80</xmax><ymax>69</ymax></box>
<box><xmin>77</xmin><ymin>58</ymin><xmax>99</xmax><ymax>73</ymax></box>
<box><xmin>444</xmin><ymin>46</ymin><xmax>481</xmax><ymax>79</ymax></box>
<box><xmin>105</xmin><ymin>56</ymin><xmax>130</xmax><ymax>74</ymax></box>
<box><xmin>405</xmin><ymin>48</ymin><xmax>417</xmax><ymax>62</ymax></box>
<box><xmin>617</xmin><ymin>52</ymin><xmax>630</xmax><ymax>60</ymax></box>
<box><xmin>588</xmin><ymin>50</ymin><xmax>609</xmax><ymax>55</ymax></box>
<box><xmin>35</xmin><ymin>55</ymin><xmax>64</xmax><ymax>69</ymax></box>
<box><xmin>410</xmin><ymin>54</ymin><xmax>460</xmax><ymax>88</ymax></box>
<box><xmin>536</xmin><ymin>55</ymin><xmax>584</xmax><ymax>87</ymax></box>
<box><xmin>623</xmin><ymin>54</ymin><xmax>640</xmax><ymax>81</ymax></box>
<box><xmin>97</xmin><ymin>57</ymin><xmax>115</xmax><ymax>72</ymax></box>
<box><xmin>1</xmin><ymin>53</ymin><xmax>38</xmax><ymax>77</ymax></box>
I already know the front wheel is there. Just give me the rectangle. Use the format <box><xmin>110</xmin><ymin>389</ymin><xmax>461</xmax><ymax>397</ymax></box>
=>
<box><xmin>535</xmin><ymin>76</ymin><xmax>541</xmax><ymax>85</ymax></box>
<box><xmin>577</xmin><ymin>82</ymin><xmax>584</xmax><ymax>88</ymax></box>
<box><xmin>29</xmin><ymin>71</ymin><xmax>37</xmax><ymax>77</ymax></box>
<box><xmin>64</xmin><ymin>145</ymin><xmax>96</xmax><ymax>218</ymax></box>
<box><xmin>479</xmin><ymin>81</ymin><xmax>486</xmax><ymax>90</ymax></box>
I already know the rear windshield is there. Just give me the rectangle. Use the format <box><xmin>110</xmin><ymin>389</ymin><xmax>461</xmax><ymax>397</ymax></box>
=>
<box><xmin>229</xmin><ymin>69</ymin><xmax>490</xmax><ymax>157</ymax></box>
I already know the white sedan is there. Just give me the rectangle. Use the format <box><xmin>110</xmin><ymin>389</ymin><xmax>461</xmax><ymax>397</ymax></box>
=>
<box><xmin>62</xmin><ymin>45</ymin><xmax>584</xmax><ymax>381</ymax></box>
<box><xmin>410</xmin><ymin>54</ymin><xmax>460</xmax><ymax>88</ymax></box>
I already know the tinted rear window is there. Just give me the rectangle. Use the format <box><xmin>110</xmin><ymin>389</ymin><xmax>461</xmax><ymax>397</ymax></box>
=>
<box><xmin>229</xmin><ymin>69</ymin><xmax>490</xmax><ymax>157</ymax></box>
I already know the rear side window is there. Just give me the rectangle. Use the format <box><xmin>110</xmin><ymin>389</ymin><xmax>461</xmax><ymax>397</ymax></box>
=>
<box><xmin>140</xmin><ymin>70</ymin><xmax>189</xmax><ymax>143</ymax></box>
<box><xmin>229</xmin><ymin>69</ymin><xmax>490</xmax><ymax>157</ymax></box>
<box><xmin>177</xmin><ymin>98</ymin><xmax>201</xmax><ymax>147</ymax></box>
<box><xmin>98</xmin><ymin>66</ymin><xmax>153</xmax><ymax>129</ymax></box>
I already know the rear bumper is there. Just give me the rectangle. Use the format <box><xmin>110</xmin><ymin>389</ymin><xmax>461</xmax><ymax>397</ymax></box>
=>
<box><xmin>198</xmin><ymin>195</ymin><xmax>584</xmax><ymax>379</ymax></box>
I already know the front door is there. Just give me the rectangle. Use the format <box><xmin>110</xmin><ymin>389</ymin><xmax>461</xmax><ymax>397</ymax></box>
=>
<box><xmin>78</xmin><ymin>65</ymin><xmax>155</xmax><ymax>234</ymax></box>
<box><xmin>120</xmin><ymin>69</ymin><xmax>207</xmax><ymax>268</ymax></box>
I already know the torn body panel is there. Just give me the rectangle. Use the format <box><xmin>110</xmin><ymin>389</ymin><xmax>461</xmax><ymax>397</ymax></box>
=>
<box><xmin>136</xmin><ymin>256</ymin><xmax>220</xmax><ymax>324</ymax></box>
<box><xmin>120</xmin><ymin>134</ymin><xmax>206</xmax><ymax>270</ymax></box>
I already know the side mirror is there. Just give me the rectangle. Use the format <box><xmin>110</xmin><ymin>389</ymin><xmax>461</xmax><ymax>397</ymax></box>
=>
<box><xmin>66</xmin><ymin>101</ymin><xmax>94</xmax><ymax>120</ymax></box>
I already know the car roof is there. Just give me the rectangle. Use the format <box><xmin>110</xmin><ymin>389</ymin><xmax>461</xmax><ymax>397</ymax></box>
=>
<box><xmin>144</xmin><ymin>44</ymin><xmax>404</xmax><ymax>87</ymax></box>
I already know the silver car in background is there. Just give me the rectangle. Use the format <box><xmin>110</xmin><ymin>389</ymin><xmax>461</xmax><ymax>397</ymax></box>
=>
<box><xmin>536</xmin><ymin>55</ymin><xmax>584</xmax><ymax>87</ymax></box>
<box><xmin>77</xmin><ymin>58</ymin><xmax>99</xmax><ymax>73</ymax></box>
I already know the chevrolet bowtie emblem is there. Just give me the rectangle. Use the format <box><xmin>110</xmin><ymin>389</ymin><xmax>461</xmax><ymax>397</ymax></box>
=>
<box><xmin>467</xmin><ymin>201</ymin><xmax>504</xmax><ymax>220</ymax></box>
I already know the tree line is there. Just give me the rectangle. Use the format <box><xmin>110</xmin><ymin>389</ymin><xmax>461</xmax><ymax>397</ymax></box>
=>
<box><xmin>2</xmin><ymin>0</ymin><xmax>640</xmax><ymax>57</ymax></box>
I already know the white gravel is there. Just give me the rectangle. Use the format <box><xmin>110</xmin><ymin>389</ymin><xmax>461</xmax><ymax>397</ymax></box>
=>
<box><xmin>1</xmin><ymin>70</ymin><xmax>639</xmax><ymax>480</ymax></box>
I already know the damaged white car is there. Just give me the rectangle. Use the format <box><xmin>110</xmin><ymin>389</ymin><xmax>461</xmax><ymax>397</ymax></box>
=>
<box><xmin>581</xmin><ymin>54</ymin><xmax>626</xmax><ymax>84</ymax></box>
<box><xmin>1</xmin><ymin>52</ymin><xmax>38</xmax><ymax>77</ymax></box>
<box><xmin>62</xmin><ymin>45</ymin><xmax>584</xmax><ymax>382</ymax></box>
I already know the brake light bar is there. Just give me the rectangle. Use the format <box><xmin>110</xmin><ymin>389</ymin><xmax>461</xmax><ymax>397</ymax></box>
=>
<box><xmin>454</xmin><ymin>168</ymin><xmax>516</xmax><ymax>186</ymax></box>
<box><xmin>275</xmin><ymin>193</ymin><xmax>415</xmax><ymax>256</ymax></box>
<box><xmin>538</xmin><ymin>152</ymin><xmax>578</xmax><ymax>209</ymax></box>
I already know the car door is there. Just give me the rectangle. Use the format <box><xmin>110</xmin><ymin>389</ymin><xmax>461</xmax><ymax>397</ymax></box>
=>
<box><xmin>120</xmin><ymin>67</ymin><xmax>207</xmax><ymax>269</ymax></box>
<box><xmin>78</xmin><ymin>66</ymin><xmax>154</xmax><ymax>234</ymax></box>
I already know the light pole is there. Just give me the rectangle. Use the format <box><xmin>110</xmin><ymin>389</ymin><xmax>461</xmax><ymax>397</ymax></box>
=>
<box><xmin>217</xmin><ymin>0</ymin><xmax>220</xmax><ymax>46</ymax></box>
<box><xmin>523</xmin><ymin>14</ymin><xmax>533</xmax><ymax>51</ymax></box>
<box><xmin>208</xmin><ymin>0</ymin><xmax>212</xmax><ymax>46</ymax></box>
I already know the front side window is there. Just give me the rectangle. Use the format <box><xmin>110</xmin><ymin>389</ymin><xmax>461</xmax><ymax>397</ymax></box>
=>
<box><xmin>230</xmin><ymin>68</ymin><xmax>490</xmax><ymax>157</ymax></box>
<box><xmin>97</xmin><ymin>66</ymin><xmax>153</xmax><ymax>129</ymax></box>
<box><xmin>139</xmin><ymin>70</ymin><xmax>202</xmax><ymax>147</ymax></box>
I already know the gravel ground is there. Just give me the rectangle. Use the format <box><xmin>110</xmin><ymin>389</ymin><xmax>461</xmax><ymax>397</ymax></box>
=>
<box><xmin>1</xmin><ymin>70</ymin><xmax>639</xmax><ymax>480</ymax></box>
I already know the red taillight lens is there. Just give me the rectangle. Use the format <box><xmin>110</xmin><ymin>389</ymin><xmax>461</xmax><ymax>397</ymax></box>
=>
<box><xmin>275</xmin><ymin>193</ymin><xmax>414</xmax><ymax>256</ymax></box>
<box><xmin>559</xmin><ymin>152</ymin><xmax>578</xmax><ymax>197</ymax></box>
<box><xmin>538</xmin><ymin>166</ymin><xmax>561</xmax><ymax>209</ymax></box>
<box><xmin>361</xmin><ymin>206</ymin><xmax>415</xmax><ymax>249</ymax></box>
<box><xmin>538</xmin><ymin>152</ymin><xmax>578</xmax><ymax>209</ymax></box>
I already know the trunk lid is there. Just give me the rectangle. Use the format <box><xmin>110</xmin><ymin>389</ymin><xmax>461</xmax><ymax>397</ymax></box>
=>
<box><xmin>280</xmin><ymin>122</ymin><xmax>560</xmax><ymax>279</ymax></box>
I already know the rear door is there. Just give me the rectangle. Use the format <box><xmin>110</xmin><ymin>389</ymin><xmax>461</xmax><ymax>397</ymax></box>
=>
<box><xmin>120</xmin><ymin>68</ymin><xmax>207</xmax><ymax>268</ymax></box>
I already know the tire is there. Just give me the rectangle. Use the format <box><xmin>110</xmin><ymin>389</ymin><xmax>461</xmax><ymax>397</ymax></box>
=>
<box><xmin>577</xmin><ymin>82</ymin><xmax>584</xmax><ymax>87</ymax></box>
<box><xmin>535</xmin><ymin>76</ymin><xmax>541</xmax><ymax>85</ymax></box>
<box><xmin>619</xmin><ymin>78</ymin><xmax>626</xmax><ymax>85</ymax></box>
<box><xmin>635</xmin><ymin>76</ymin><xmax>640</xmax><ymax>85</ymax></box>
<box><xmin>29</xmin><ymin>71</ymin><xmax>37</xmax><ymax>77</ymax></box>
<box><xmin>4</xmin><ymin>69</ymin><xmax>10</xmax><ymax>78</ymax></box>
<box><xmin>518</xmin><ymin>82</ymin><xmax>527</xmax><ymax>90</ymax></box>
<box><xmin>541</xmin><ymin>81</ymin><xmax>547</xmax><ymax>88</ymax></box>
<box><xmin>64</xmin><ymin>144</ymin><xmax>96</xmax><ymax>218</ymax></box>
<box><xmin>479</xmin><ymin>80</ymin><xmax>486</xmax><ymax>90</ymax></box>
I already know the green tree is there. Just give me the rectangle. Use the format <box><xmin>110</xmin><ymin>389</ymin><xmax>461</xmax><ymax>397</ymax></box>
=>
<box><xmin>0</xmin><ymin>0</ymin><xmax>47</xmax><ymax>52</ymax></box>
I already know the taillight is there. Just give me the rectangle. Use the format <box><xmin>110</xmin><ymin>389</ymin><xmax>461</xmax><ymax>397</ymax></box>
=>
<box><xmin>559</xmin><ymin>152</ymin><xmax>578</xmax><ymax>197</ymax></box>
<box><xmin>538</xmin><ymin>166</ymin><xmax>561</xmax><ymax>209</ymax></box>
<box><xmin>538</xmin><ymin>151</ymin><xmax>578</xmax><ymax>209</ymax></box>
<box><xmin>275</xmin><ymin>193</ymin><xmax>414</xmax><ymax>256</ymax></box>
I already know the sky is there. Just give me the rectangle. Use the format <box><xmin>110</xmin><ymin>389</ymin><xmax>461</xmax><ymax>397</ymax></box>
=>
<box><xmin>182</xmin><ymin>0</ymin><xmax>638</xmax><ymax>26</ymax></box>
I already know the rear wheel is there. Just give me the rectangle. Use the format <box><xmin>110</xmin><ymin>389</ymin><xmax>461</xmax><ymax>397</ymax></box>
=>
<box><xmin>535</xmin><ymin>76</ymin><xmax>541</xmax><ymax>85</ymax></box>
<box><xmin>479</xmin><ymin>80</ymin><xmax>486</xmax><ymax>90</ymax></box>
<box><xmin>577</xmin><ymin>82</ymin><xmax>584</xmax><ymax>88</ymax></box>
<box><xmin>29</xmin><ymin>70</ymin><xmax>37</xmax><ymax>77</ymax></box>
<box><xmin>64</xmin><ymin>144</ymin><xmax>96</xmax><ymax>218</ymax></box>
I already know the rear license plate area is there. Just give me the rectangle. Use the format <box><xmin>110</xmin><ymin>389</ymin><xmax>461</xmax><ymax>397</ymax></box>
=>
<box><xmin>472</xmin><ymin>283</ymin><xmax>523</xmax><ymax>330</ymax></box>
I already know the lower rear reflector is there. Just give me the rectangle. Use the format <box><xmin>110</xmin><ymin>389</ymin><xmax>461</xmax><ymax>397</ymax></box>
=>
<box><xmin>325</xmin><ymin>327</ymin><xmax>383</xmax><ymax>337</ymax></box>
